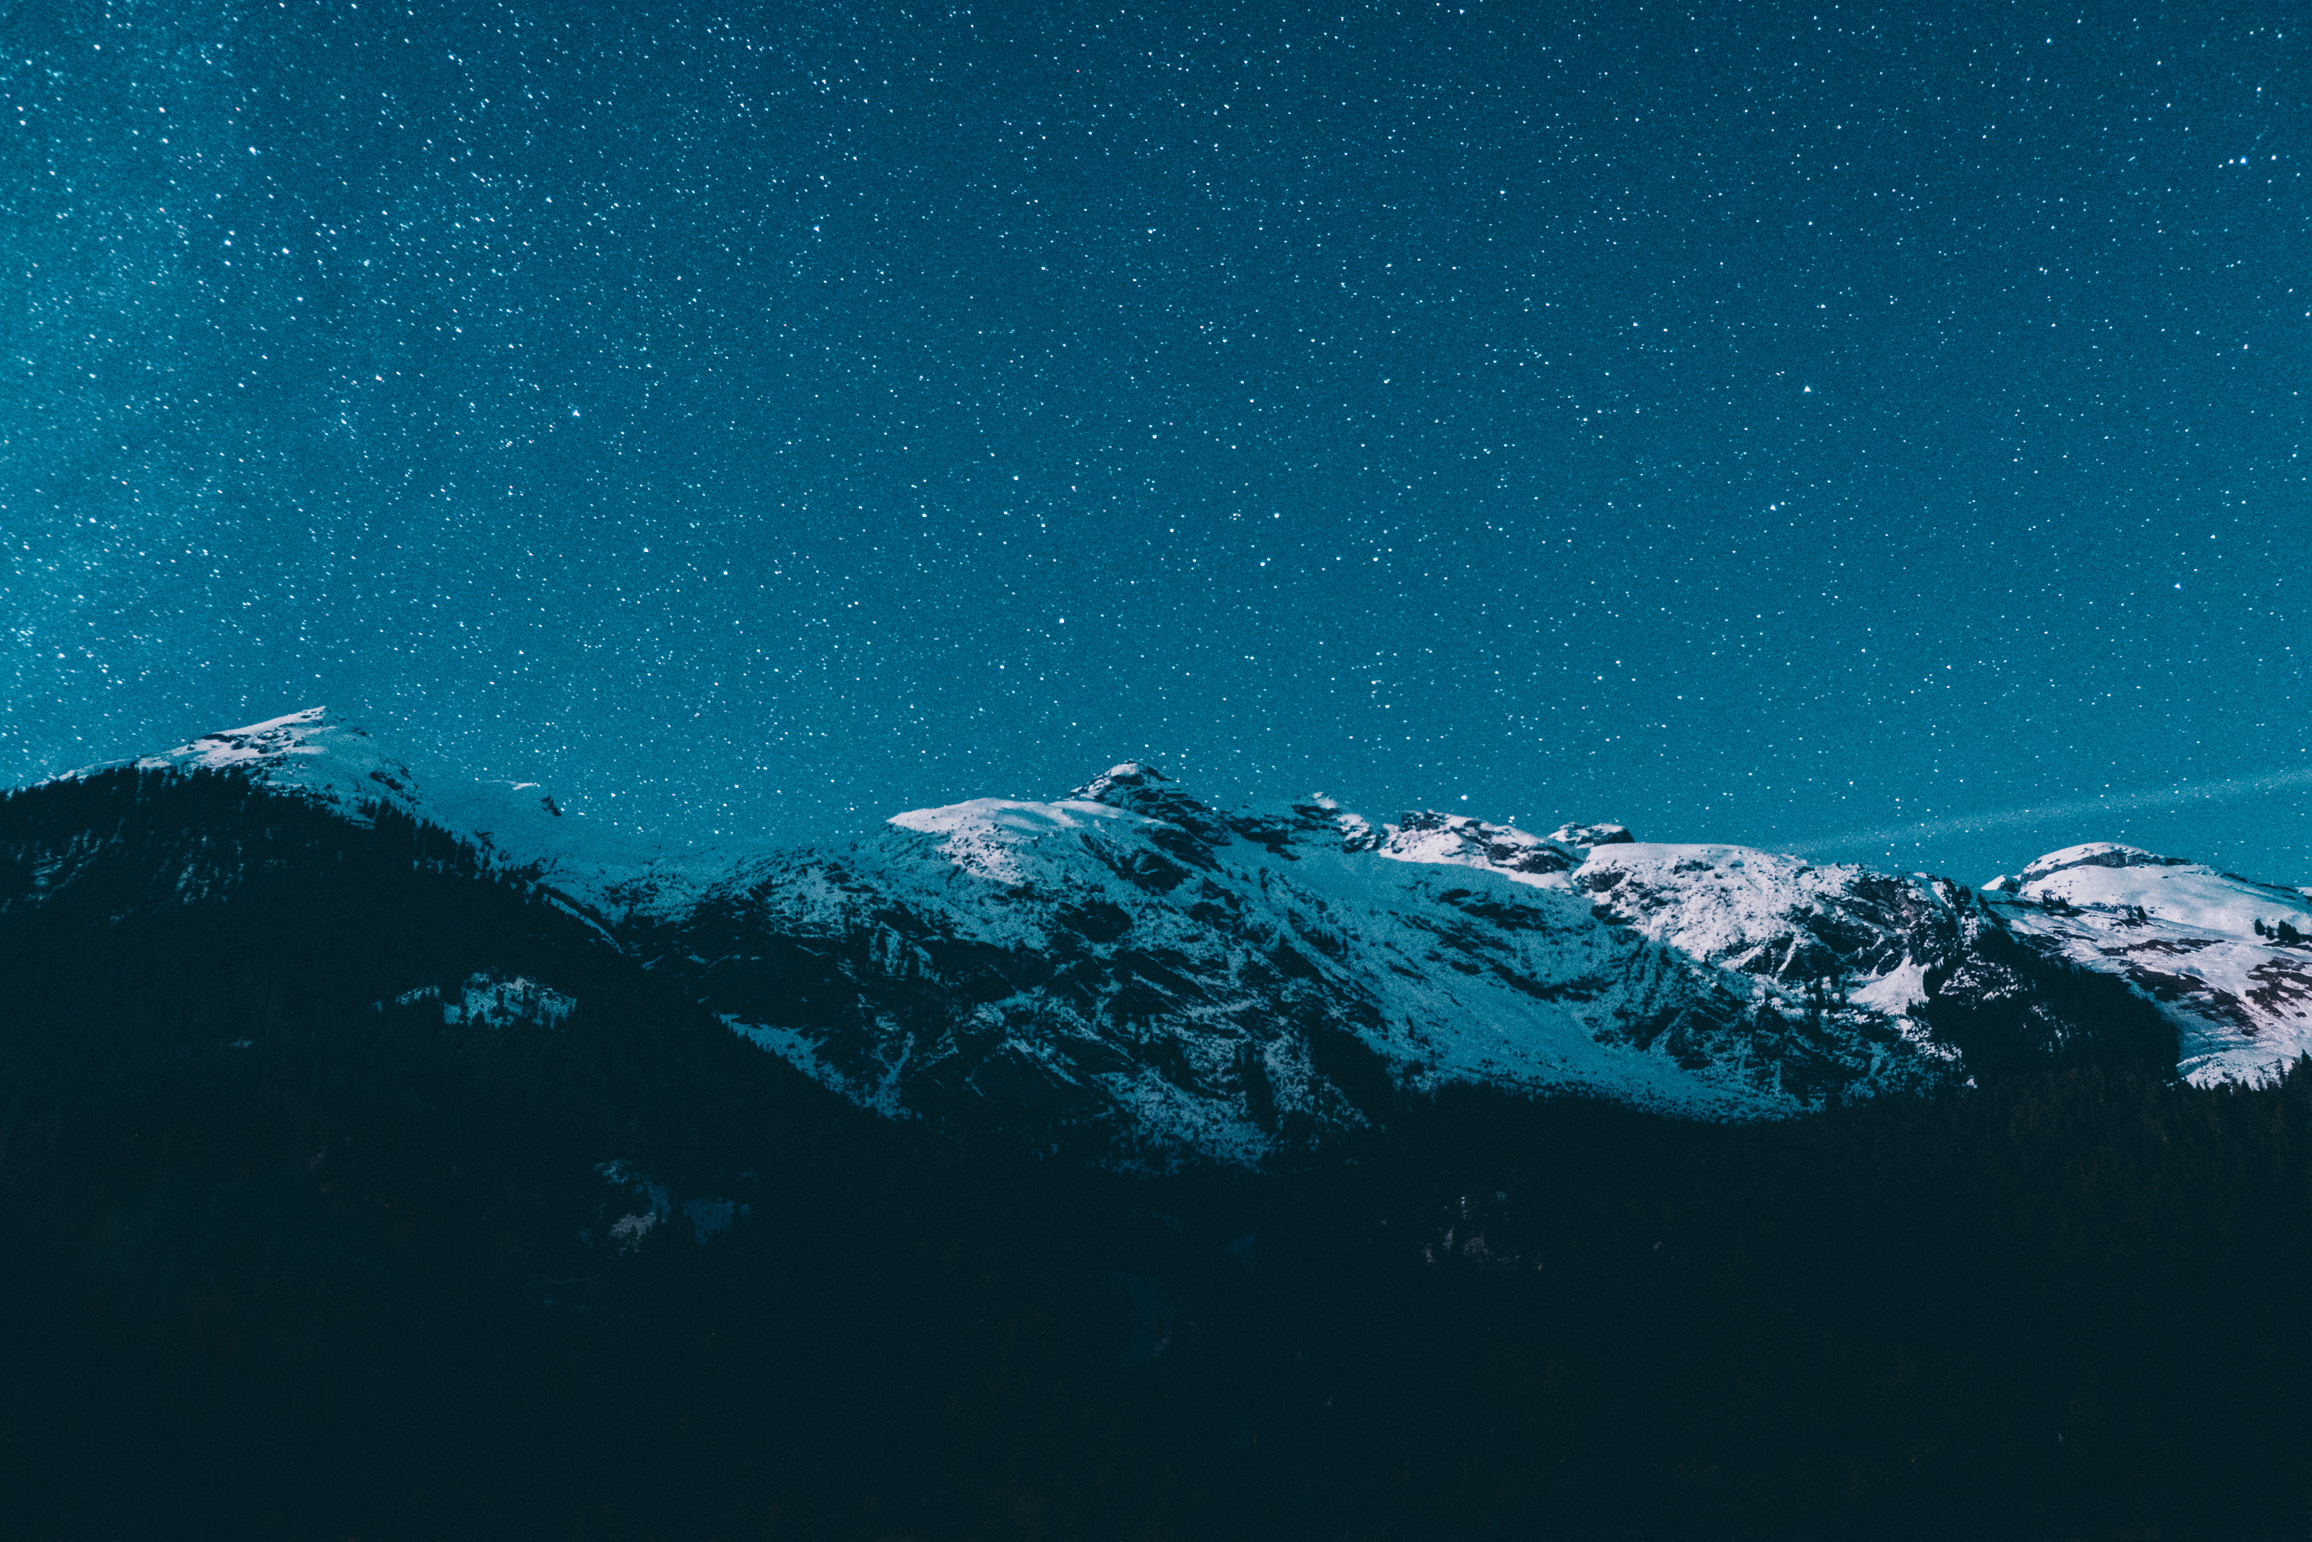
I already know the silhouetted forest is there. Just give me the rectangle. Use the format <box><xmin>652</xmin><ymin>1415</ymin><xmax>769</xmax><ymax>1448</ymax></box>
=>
<box><xmin>4</xmin><ymin>770</ymin><xmax>2311</xmax><ymax>1539</ymax></box>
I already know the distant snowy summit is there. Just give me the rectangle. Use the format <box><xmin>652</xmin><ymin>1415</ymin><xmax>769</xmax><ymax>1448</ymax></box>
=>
<box><xmin>100</xmin><ymin>704</ymin><xmax>566</xmax><ymax>845</ymax></box>
<box><xmin>685</xmin><ymin>765</ymin><xmax>2016</xmax><ymax>1161</ymax></box>
<box><xmin>1982</xmin><ymin>843</ymin><xmax>2312</xmax><ymax>1085</ymax></box>
<box><xmin>116</xmin><ymin>706</ymin><xmax>437</xmax><ymax>821</ymax></box>
<box><xmin>35</xmin><ymin>710</ymin><xmax>2312</xmax><ymax>1161</ymax></box>
<box><xmin>71</xmin><ymin>706</ymin><xmax>705</xmax><ymax>915</ymax></box>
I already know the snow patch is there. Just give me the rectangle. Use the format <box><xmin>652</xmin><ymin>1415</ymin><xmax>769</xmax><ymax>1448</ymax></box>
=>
<box><xmin>72</xmin><ymin>707</ymin><xmax>728</xmax><ymax>926</ymax></box>
<box><xmin>1851</xmin><ymin>958</ymin><xmax>1928</xmax><ymax>1015</ymax></box>
<box><xmin>1375</xmin><ymin>812</ymin><xmax>1576</xmax><ymax>889</ymax></box>
<box><xmin>887</xmin><ymin>796</ymin><xmax>1153</xmax><ymax>887</ymax></box>
<box><xmin>597</xmin><ymin>1160</ymin><xmax>671</xmax><ymax>1253</ymax></box>
<box><xmin>383</xmin><ymin>972</ymin><xmax>573</xmax><ymax>1029</ymax></box>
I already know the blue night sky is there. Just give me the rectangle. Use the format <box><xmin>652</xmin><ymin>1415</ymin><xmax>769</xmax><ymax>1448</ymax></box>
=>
<box><xmin>6</xmin><ymin>0</ymin><xmax>2308</xmax><ymax>884</ymax></box>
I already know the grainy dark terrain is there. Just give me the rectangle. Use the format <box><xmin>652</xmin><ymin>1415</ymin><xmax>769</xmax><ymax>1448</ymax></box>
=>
<box><xmin>4</xmin><ymin>771</ymin><xmax>2310</xmax><ymax>1540</ymax></box>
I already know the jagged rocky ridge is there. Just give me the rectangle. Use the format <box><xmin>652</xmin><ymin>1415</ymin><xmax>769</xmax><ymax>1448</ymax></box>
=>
<box><xmin>30</xmin><ymin>707</ymin><xmax>2308</xmax><ymax>1161</ymax></box>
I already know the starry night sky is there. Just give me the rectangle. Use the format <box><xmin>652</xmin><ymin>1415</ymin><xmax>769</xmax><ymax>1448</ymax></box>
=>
<box><xmin>6</xmin><ymin>0</ymin><xmax>2308</xmax><ymax>882</ymax></box>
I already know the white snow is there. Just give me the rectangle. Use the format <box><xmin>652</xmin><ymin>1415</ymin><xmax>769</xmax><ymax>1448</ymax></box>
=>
<box><xmin>721</xmin><ymin>1015</ymin><xmax>913</xmax><ymax>1117</ymax></box>
<box><xmin>887</xmin><ymin>796</ymin><xmax>1153</xmax><ymax>887</ymax></box>
<box><xmin>756</xmin><ymin>788</ymin><xmax>1949</xmax><ymax>1142</ymax></box>
<box><xmin>878</xmin><ymin>804</ymin><xmax>1142</xmax><ymax>887</ymax></box>
<box><xmin>2010</xmin><ymin>843</ymin><xmax>2312</xmax><ymax>935</ymax></box>
<box><xmin>597</xmin><ymin>1159</ymin><xmax>672</xmax><ymax>1253</ymax></box>
<box><xmin>1373</xmin><ymin>814</ymin><xmax>1576</xmax><ymax>889</ymax></box>
<box><xmin>1850</xmin><ymin>958</ymin><xmax>1929</xmax><ymax>1016</ymax></box>
<box><xmin>1574</xmin><ymin>844</ymin><xmax>1867</xmax><ymax>968</ymax></box>
<box><xmin>448</xmin><ymin>972</ymin><xmax>574</xmax><ymax>1029</ymax></box>
<box><xmin>99</xmin><ymin>706</ymin><xmax>432</xmax><ymax>823</ymax></box>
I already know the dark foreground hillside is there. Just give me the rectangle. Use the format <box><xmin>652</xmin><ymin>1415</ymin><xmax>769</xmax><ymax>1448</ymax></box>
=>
<box><xmin>3</xmin><ymin>771</ymin><xmax>2310</xmax><ymax>1540</ymax></box>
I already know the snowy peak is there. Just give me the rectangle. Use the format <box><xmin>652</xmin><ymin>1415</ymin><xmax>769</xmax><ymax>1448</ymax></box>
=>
<box><xmin>1066</xmin><ymin>762</ymin><xmax>1250</xmax><ymax>848</ymax></box>
<box><xmin>100</xmin><ymin>706</ymin><xmax>570</xmax><ymax>842</ymax></box>
<box><xmin>1986</xmin><ymin>843</ymin><xmax>2312</xmax><ymax>1086</ymax></box>
<box><xmin>693</xmin><ymin>767</ymin><xmax>2133</xmax><ymax>1157</ymax></box>
<box><xmin>2009</xmin><ymin>842</ymin><xmax>2194</xmax><ymax>886</ymax></box>
<box><xmin>1570</xmin><ymin>844</ymin><xmax>1994</xmax><ymax>1007</ymax></box>
<box><xmin>68</xmin><ymin>708</ymin><xmax>666</xmax><ymax>916</ymax></box>
<box><xmin>1058</xmin><ymin>767</ymin><xmax>1630</xmax><ymax>883</ymax></box>
<box><xmin>1072</xmin><ymin>762</ymin><xmax>1170</xmax><ymax>804</ymax></box>
<box><xmin>883</xmin><ymin>794</ymin><xmax>1164</xmax><ymax>889</ymax></box>
<box><xmin>1363</xmin><ymin>812</ymin><xmax>1641</xmax><ymax>888</ymax></box>
<box><xmin>1060</xmin><ymin>762</ymin><xmax>1395</xmax><ymax>860</ymax></box>
<box><xmin>116</xmin><ymin>705</ymin><xmax>429</xmax><ymax>824</ymax></box>
<box><xmin>1550</xmin><ymin>821</ymin><xmax>1636</xmax><ymax>852</ymax></box>
<box><xmin>1997</xmin><ymin>841</ymin><xmax>2311</xmax><ymax>936</ymax></box>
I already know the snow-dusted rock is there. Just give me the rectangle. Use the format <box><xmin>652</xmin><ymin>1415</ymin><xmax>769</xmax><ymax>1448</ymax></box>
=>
<box><xmin>386</xmin><ymin>971</ymin><xmax>576</xmax><ymax>1030</ymax></box>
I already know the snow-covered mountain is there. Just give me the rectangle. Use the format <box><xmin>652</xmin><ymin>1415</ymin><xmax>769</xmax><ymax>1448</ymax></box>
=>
<box><xmin>619</xmin><ymin>763</ymin><xmax>2188</xmax><ymax>1159</ymax></box>
<box><xmin>118</xmin><ymin>705</ymin><xmax>473</xmax><ymax>820</ymax></box>
<box><xmin>85</xmin><ymin>706</ymin><xmax>713</xmax><ymax>918</ymax></box>
<box><xmin>1984</xmin><ymin>844</ymin><xmax>2312</xmax><ymax>1086</ymax></box>
<box><xmin>37</xmin><ymin>708</ymin><xmax>2302</xmax><ymax>1161</ymax></box>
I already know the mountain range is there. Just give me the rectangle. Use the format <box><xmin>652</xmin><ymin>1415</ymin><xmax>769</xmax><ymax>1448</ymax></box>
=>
<box><xmin>16</xmin><ymin>705</ymin><xmax>2312</xmax><ymax>1539</ymax></box>
<box><xmin>21</xmin><ymin>705</ymin><xmax>2312</xmax><ymax>1163</ymax></box>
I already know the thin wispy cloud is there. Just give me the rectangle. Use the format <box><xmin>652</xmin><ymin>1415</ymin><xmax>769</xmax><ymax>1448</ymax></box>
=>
<box><xmin>1789</xmin><ymin>763</ymin><xmax>2312</xmax><ymax>857</ymax></box>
